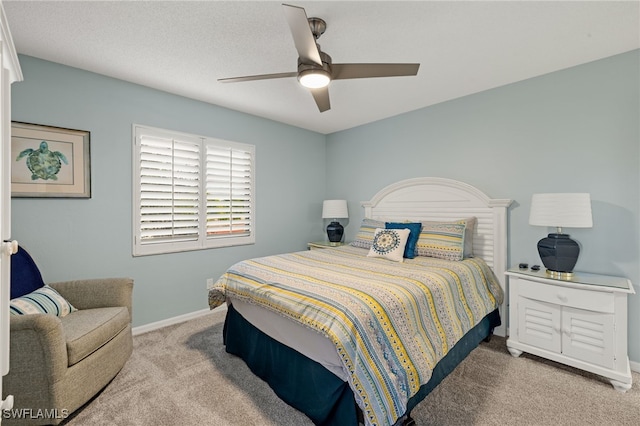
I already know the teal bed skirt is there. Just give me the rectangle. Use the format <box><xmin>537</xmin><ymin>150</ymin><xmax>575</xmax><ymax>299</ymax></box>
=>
<box><xmin>223</xmin><ymin>303</ymin><xmax>501</xmax><ymax>426</ymax></box>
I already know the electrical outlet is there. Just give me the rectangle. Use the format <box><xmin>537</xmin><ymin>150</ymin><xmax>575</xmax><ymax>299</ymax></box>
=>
<box><xmin>206</xmin><ymin>278</ymin><xmax>214</xmax><ymax>287</ymax></box>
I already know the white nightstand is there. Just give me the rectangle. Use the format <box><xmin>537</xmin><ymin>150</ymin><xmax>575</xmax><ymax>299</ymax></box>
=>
<box><xmin>307</xmin><ymin>241</ymin><xmax>345</xmax><ymax>250</ymax></box>
<box><xmin>505</xmin><ymin>267</ymin><xmax>635</xmax><ymax>392</ymax></box>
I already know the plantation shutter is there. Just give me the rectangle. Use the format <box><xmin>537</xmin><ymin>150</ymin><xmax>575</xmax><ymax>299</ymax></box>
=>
<box><xmin>206</xmin><ymin>144</ymin><xmax>253</xmax><ymax>238</ymax></box>
<box><xmin>139</xmin><ymin>134</ymin><xmax>201</xmax><ymax>243</ymax></box>
<box><xmin>133</xmin><ymin>124</ymin><xmax>255</xmax><ymax>256</ymax></box>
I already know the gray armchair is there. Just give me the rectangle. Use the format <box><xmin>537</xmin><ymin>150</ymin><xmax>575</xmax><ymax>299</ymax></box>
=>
<box><xmin>3</xmin><ymin>249</ymin><xmax>133</xmax><ymax>426</ymax></box>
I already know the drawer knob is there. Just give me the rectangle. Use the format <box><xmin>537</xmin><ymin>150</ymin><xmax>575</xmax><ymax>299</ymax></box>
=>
<box><xmin>557</xmin><ymin>294</ymin><xmax>568</xmax><ymax>303</ymax></box>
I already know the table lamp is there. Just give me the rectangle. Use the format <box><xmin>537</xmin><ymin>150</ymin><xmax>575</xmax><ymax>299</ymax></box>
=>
<box><xmin>322</xmin><ymin>200</ymin><xmax>348</xmax><ymax>244</ymax></box>
<box><xmin>529</xmin><ymin>193</ymin><xmax>593</xmax><ymax>279</ymax></box>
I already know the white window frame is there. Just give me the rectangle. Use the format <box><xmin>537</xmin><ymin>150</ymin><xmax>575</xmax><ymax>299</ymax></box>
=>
<box><xmin>132</xmin><ymin>124</ymin><xmax>255</xmax><ymax>256</ymax></box>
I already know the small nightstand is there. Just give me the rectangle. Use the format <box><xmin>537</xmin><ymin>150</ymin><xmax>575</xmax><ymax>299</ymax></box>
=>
<box><xmin>307</xmin><ymin>241</ymin><xmax>345</xmax><ymax>250</ymax></box>
<box><xmin>505</xmin><ymin>267</ymin><xmax>635</xmax><ymax>392</ymax></box>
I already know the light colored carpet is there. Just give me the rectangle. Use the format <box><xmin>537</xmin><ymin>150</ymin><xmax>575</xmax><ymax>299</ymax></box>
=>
<box><xmin>63</xmin><ymin>307</ymin><xmax>640</xmax><ymax>425</ymax></box>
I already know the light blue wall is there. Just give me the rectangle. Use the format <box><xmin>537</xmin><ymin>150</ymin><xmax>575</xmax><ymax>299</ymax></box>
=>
<box><xmin>11</xmin><ymin>51</ymin><xmax>640</xmax><ymax>364</ymax></box>
<box><xmin>11</xmin><ymin>55</ymin><xmax>327</xmax><ymax>327</ymax></box>
<box><xmin>326</xmin><ymin>50</ymin><xmax>640</xmax><ymax>363</ymax></box>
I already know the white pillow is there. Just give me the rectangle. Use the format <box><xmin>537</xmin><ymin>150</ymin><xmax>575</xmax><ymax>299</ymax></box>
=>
<box><xmin>367</xmin><ymin>228</ymin><xmax>410</xmax><ymax>262</ymax></box>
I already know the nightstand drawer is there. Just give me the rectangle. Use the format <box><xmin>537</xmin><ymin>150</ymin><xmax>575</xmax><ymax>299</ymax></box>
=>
<box><xmin>518</xmin><ymin>279</ymin><xmax>614</xmax><ymax>313</ymax></box>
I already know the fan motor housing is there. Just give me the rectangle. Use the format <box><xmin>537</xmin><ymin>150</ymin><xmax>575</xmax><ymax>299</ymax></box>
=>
<box><xmin>298</xmin><ymin>50</ymin><xmax>332</xmax><ymax>75</ymax></box>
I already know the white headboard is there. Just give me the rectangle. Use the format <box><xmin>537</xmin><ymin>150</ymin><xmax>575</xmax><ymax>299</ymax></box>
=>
<box><xmin>362</xmin><ymin>177</ymin><xmax>513</xmax><ymax>336</ymax></box>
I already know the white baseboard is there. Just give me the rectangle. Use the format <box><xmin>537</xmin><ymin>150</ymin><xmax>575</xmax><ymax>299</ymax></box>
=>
<box><xmin>630</xmin><ymin>360</ymin><xmax>639</xmax><ymax>374</ymax></box>
<box><xmin>132</xmin><ymin>305</ymin><xmax>227</xmax><ymax>336</ymax></box>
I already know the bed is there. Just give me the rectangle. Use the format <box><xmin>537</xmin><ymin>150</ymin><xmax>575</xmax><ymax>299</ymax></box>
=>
<box><xmin>208</xmin><ymin>177</ymin><xmax>512</xmax><ymax>426</ymax></box>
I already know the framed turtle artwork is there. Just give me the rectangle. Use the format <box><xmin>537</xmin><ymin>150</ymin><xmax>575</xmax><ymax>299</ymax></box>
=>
<box><xmin>11</xmin><ymin>122</ymin><xmax>91</xmax><ymax>198</ymax></box>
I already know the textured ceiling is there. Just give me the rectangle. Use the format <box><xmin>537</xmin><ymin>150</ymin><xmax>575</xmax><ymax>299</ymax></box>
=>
<box><xmin>3</xmin><ymin>1</ymin><xmax>639</xmax><ymax>134</ymax></box>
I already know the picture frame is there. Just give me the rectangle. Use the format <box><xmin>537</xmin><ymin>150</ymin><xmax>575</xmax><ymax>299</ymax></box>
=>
<box><xmin>11</xmin><ymin>122</ymin><xmax>91</xmax><ymax>198</ymax></box>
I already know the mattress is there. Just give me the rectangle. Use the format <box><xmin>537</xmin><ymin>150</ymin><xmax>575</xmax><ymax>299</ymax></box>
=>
<box><xmin>230</xmin><ymin>297</ymin><xmax>348</xmax><ymax>380</ymax></box>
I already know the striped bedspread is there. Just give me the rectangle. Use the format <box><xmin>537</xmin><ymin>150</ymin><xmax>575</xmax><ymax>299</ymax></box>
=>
<box><xmin>208</xmin><ymin>245</ymin><xmax>503</xmax><ymax>426</ymax></box>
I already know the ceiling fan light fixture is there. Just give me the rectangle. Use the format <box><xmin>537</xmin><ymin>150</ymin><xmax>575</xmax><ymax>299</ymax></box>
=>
<box><xmin>219</xmin><ymin>4</ymin><xmax>420</xmax><ymax>112</ymax></box>
<box><xmin>298</xmin><ymin>69</ymin><xmax>331</xmax><ymax>89</ymax></box>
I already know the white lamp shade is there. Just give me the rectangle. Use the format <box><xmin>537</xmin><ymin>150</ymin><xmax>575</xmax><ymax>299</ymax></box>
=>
<box><xmin>322</xmin><ymin>200</ymin><xmax>348</xmax><ymax>219</ymax></box>
<box><xmin>529</xmin><ymin>193</ymin><xmax>593</xmax><ymax>228</ymax></box>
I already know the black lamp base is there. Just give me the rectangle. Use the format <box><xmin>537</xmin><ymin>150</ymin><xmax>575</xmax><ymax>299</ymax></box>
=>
<box><xmin>326</xmin><ymin>221</ymin><xmax>344</xmax><ymax>243</ymax></box>
<box><xmin>537</xmin><ymin>233</ymin><xmax>580</xmax><ymax>277</ymax></box>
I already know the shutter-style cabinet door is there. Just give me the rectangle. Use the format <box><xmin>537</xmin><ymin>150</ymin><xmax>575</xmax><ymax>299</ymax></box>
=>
<box><xmin>561</xmin><ymin>306</ymin><xmax>615</xmax><ymax>369</ymax></box>
<box><xmin>517</xmin><ymin>296</ymin><xmax>562</xmax><ymax>353</ymax></box>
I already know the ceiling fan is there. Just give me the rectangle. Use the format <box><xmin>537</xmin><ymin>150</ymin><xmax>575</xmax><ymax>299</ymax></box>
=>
<box><xmin>218</xmin><ymin>3</ymin><xmax>420</xmax><ymax>112</ymax></box>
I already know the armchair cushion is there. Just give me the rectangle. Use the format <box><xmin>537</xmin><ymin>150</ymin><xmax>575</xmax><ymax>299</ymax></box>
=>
<box><xmin>9</xmin><ymin>285</ymin><xmax>77</xmax><ymax>317</ymax></box>
<box><xmin>61</xmin><ymin>307</ymin><xmax>130</xmax><ymax>366</ymax></box>
<box><xmin>10</xmin><ymin>246</ymin><xmax>45</xmax><ymax>299</ymax></box>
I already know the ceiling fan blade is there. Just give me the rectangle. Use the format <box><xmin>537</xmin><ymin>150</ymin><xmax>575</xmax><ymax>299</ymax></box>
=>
<box><xmin>282</xmin><ymin>4</ymin><xmax>322</xmax><ymax>66</ymax></box>
<box><xmin>310</xmin><ymin>87</ymin><xmax>330</xmax><ymax>112</ymax></box>
<box><xmin>332</xmin><ymin>63</ymin><xmax>420</xmax><ymax>80</ymax></box>
<box><xmin>218</xmin><ymin>72</ymin><xmax>297</xmax><ymax>83</ymax></box>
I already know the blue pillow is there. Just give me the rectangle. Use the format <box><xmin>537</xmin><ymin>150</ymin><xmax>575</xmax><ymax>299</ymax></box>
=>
<box><xmin>385</xmin><ymin>222</ymin><xmax>422</xmax><ymax>259</ymax></box>
<box><xmin>10</xmin><ymin>246</ymin><xmax>45</xmax><ymax>299</ymax></box>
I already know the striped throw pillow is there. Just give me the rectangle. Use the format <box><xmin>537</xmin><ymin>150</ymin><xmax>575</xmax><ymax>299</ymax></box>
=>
<box><xmin>422</xmin><ymin>217</ymin><xmax>477</xmax><ymax>258</ymax></box>
<box><xmin>9</xmin><ymin>285</ymin><xmax>77</xmax><ymax>317</ymax></box>
<box><xmin>350</xmin><ymin>218</ymin><xmax>385</xmax><ymax>249</ymax></box>
<box><xmin>415</xmin><ymin>222</ymin><xmax>466</xmax><ymax>261</ymax></box>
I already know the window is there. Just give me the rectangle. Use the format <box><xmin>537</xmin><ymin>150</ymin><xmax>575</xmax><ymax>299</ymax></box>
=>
<box><xmin>132</xmin><ymin>125</ymin><xmax>255</xmax><ymax>256</ymax></box>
